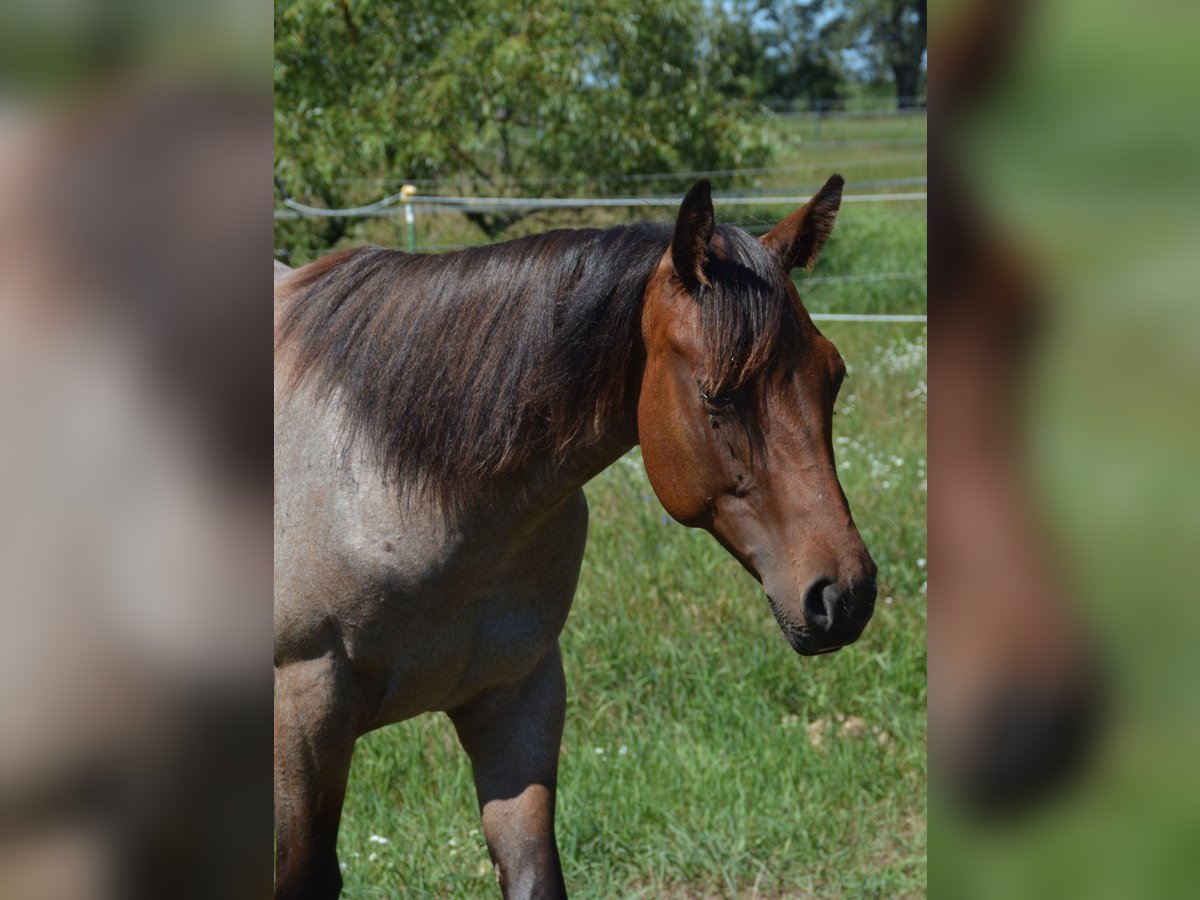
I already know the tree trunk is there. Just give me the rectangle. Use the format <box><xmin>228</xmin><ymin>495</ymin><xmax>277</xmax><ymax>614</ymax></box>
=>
<box><xmin>893</xmin><ymin>62</ymin><xmax>921</xmax><ymax>109</ymax></box>
<box><xmin>320</xmin><ymin>216</ymin><xmax>349</xmax><ymax>248</ymax></box>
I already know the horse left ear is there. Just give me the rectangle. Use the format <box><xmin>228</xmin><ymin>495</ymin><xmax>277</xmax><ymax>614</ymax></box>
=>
<box><xmin>761</xmin><ymin>174</ymin><xmax>844</xmax><ymax>272</ymax></box>
<box><xmin>672</xmin><ymin>179</ymin><xmax>715</xmax><ymax>291</ymax></box>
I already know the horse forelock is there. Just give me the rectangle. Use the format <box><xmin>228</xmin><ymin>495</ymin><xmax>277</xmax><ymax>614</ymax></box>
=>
<box><xmin>276</xmin><ymin>222</ymin><xmax>800</xmax><ymax>508</ymax></box>
<box><xmin>696</xmin><ymin>225</ymin><xmax>800</xmax><ymax>396</ymax></box>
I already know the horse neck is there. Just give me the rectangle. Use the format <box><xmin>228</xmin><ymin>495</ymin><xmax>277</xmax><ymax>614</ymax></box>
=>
<box><xmin>505</xmin><ymin>257</ymin><xmax>652</xmax><ymax>511</ymax></box>
<box><xmin>518</xmin><ymin>364</ymin><xmax>643</xmax><ymax>515</ymax></box>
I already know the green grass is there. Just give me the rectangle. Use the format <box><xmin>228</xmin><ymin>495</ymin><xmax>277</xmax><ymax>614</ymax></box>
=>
<box><xmin>775</xmin><ymin>110</ymin><xmax>928</xmax><ymax>146</ymax></box>
<box><xmin>318</xmin><ymin>112</ymin><xmax>927</xmax><ymax>898</ymax></box>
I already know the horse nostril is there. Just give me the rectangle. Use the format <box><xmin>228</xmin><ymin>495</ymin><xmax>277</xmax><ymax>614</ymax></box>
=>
<box><xmin>802</xmin><ymin>577</ymin><xmax>836</xmax><ymax>631</ymax></box>
<box><xmin>860</xmin><ymin>574</ymin><xmax>878</xmax><ymax>608</ymax></box>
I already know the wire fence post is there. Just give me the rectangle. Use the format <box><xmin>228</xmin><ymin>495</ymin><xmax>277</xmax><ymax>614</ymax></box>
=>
<box><xmin>401</xmin><ymin>183</ymin><xmax>417</xmax><ymax>251</ymax></box>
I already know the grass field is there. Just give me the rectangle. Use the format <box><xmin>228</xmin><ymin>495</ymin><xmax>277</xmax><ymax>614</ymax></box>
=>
<box><xmin>295</xmin><ymin>111</ymin><xmax>927</xmax><ymax>897</ymax></box>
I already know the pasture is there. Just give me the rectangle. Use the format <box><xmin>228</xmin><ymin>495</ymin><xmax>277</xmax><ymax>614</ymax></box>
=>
<box><xmin>291</xmin><ymin>111</ymin><xmax>927</xmax><ymax>897</ymax></box>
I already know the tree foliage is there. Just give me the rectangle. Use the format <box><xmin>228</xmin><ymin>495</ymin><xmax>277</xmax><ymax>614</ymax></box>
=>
<box><xmin>708</xmin><ymin>0</ymin><xmax>927</xmax><ymax>111</ymax></box>
<box><xmin>274</xmin><ymin>1</ymin><xmax>927</xmax><ymax>257</ymax></box>
<box><xmin>274</xmin><ymin>0</ymin><xmax>774</xmax><ymax>253</ymax></box>
<box><xmin>833</xmin><ymin>0</ymin><xmax>927</xmax><ymax>107</ymax></box>
<box><xmin>709</xmin><ymin>0</ymin><xmax>847</xmax><ymax>111</ymax></box>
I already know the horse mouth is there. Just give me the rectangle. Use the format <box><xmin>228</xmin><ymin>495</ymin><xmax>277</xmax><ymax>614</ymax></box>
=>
<box><xmin>789</xmin><ymin>635</ymin><xmax>846</xmax><ymax>656</ymax></box>
<box><xmin>766</xmin><ymin>594</ymin><xmax>847</xmax><ymax>656</ymax></box>
<box><xmin>799</xmin><ymin>644</ymin><xmax>843</xmax><ymax>656</ymax></box>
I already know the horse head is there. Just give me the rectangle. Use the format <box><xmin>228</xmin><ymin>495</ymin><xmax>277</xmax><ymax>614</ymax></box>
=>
<box><xmin>636</xmin><ymin>177</ymin><xmax>876</xmax><ymax>655</ymax></box>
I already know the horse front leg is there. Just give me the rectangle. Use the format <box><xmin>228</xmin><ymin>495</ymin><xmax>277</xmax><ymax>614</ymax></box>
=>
<box><xmin>449</xmin><ymin>644</ymin><xmax>568</xmax><ymax>900</ymax></box>
<box><xmin>274</xmin><ymin>655</ymin><xmax>357</xmax><ymax>900</ymax></box>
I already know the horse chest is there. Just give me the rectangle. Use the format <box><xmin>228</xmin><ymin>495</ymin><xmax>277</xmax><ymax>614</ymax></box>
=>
<box><xmin>338</xmin><ymin>489</ymin><xmax>589</xmax><ymax>720</ymax></box>
<box><xmin>456</xmin><ymin>583</ymin><xmax>573</xmax><ymax>687</ymax></box>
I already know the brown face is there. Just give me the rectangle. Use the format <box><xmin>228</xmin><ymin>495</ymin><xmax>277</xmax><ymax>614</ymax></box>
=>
<box><xmin>636</xmin><ymin>177</ymin><xmax>876</xmax><ymax>655</ymax></box>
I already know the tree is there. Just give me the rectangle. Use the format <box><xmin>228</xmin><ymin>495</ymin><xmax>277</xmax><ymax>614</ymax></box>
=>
<box><xmin>710</xmin><ymin>0</ymin><xmax>848</xmax><ymax>112</ymax></box>
<box><xmin>274</xmin><ymin>0</ymin><xmax>773</xmax><ymax>258</ymax></box>
<box><xmin>835</xmin><ymin>0</ymin><xmax>927</xmax><ymax>108</ymax></box>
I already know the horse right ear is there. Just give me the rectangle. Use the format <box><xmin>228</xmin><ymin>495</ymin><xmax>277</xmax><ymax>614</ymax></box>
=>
<box><xmin>672</xmin><ymin>180</ymin><xmax>715</xmax><ymax>291</ymax></box>
<box><xmin>761</xmin><ymin>174</ymin><xmax>844</xmax><ymax>272</ymax></box>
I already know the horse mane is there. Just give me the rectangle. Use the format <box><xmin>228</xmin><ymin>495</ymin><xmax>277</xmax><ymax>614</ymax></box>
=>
<box><xmin>276</xmin><ymin>222</ymin><xmax>796</xmax><ymax>507</ymax></box>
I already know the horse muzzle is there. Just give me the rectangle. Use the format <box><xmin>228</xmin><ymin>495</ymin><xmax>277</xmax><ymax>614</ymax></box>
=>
<box><xmin>767</xmin><ymin>571</ymin><xmax>877</xmax><ymax>655</ymax></box>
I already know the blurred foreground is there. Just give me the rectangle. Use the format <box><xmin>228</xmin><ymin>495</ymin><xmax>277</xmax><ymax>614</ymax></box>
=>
<box><xmin>0</xmin><ymin>3</ymin><xmax>269</xmax><ymax>899</ymax></box>
<box><xmin>931</xmin><ymin>0</ymin><xmax>1200</xmax><ymax>896</ymax></box>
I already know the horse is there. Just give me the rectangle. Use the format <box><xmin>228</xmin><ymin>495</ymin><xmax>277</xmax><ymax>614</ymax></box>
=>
<box><xmin>273</xmin><ymin>175</ymin><xmax>877</xmax><ymax>899</ymax></box>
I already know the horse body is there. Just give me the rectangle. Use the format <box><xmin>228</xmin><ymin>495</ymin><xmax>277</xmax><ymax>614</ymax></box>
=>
<box><xmin>274</xmin><ymin>325</ymin><xmax>620</xmax><ymax>899</ymax></box>
<box><xmin>274</xmin><ymin>176</ymin><xmax>875</xmax><ymax>898</ymax></box>
<box><xmin>274</xmin><ymin>312</ymin><xmax>627</xmax><ymax>900</ymax></box>
<box><xmin>274</xmin><ymin>381</ymin><xmax>599</xmax><ymax>721</ymax></box>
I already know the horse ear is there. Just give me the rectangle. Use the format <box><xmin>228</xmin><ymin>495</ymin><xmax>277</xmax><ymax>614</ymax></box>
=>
<box><xmin>672</xmin><ymin>179</ymin><xmax>715</xmax><ymax>290</ymax></box>
<box><xmin>761</xmin><ymin>174</ymin><xmax>844</xmax><ymax>272</ymax></box>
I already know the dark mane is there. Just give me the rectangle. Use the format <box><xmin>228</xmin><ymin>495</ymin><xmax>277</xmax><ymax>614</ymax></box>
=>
<box><xmin>277</xmin><ymin>222</ymin><xmax>796</xmax><ymax>506</ymax></box>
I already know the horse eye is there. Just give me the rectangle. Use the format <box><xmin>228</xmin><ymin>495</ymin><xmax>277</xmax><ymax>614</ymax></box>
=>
<box><xmin>699</xmin><ymin>387</ymin><xmax>736</xmax><ymax>408</ymax></box>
